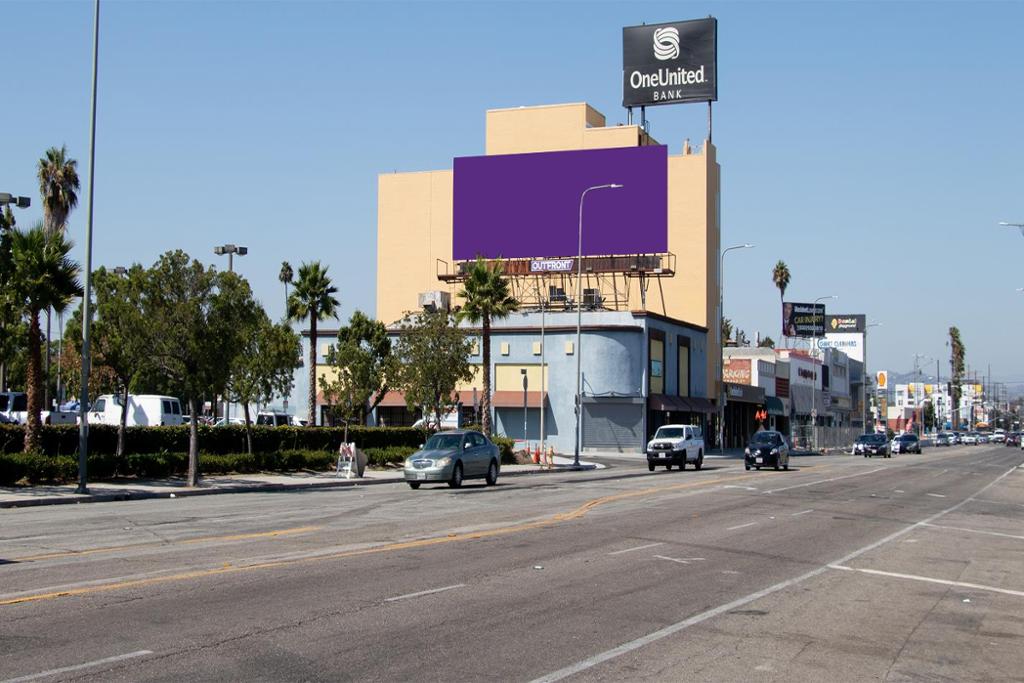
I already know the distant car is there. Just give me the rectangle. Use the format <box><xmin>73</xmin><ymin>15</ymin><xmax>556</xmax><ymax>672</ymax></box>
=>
<box><xmin>255</xmin><ymin>411</ymin><xmax>297</xmax><ymax>427</ymax></box>
<box><xmin>744</xmin><ymin>430</ymin><xmax>790</xmax><ymax>471</ymax></box>
<box><xmin>892</xmin><ymin>433</ymin><xmax>921</xmax><ymax>454</ymax></box>
<box><xmin>961</xmin><ymin>432</ymin><xmax>979</xmax><ymax>445</ymax></box>
<box><xmin>1004</xmin><ymin>432</ymin><xmax>1020</xmax><ymax>447</ymax></box>
<box><xmin>934</xmin><ymin>432</ymin><xmax>954</xmax><ymax>447</ymax></box>
<box><xmin>403</xmin><ymin>430</ymin><xmax>500</xmax><ymax>489</ymax></box>
<box><xmin>989</xmin><ymin>432</ymin><xmax>1006</xmax><ymax>443</ymax></box>
<box><xmin>213</xmin><ymin>417</ymin><xmax>246</xmax><ymax>427</ymax></box>
<box><xmin>854</xmin><ymin>433</ymin><xmax>891</xmax><ymax>458</ymax></box>
<box><xmin>977</xmin><ymin>433</ymin><xmax>990</xmax><ymax>444</ymax></box>
<box><xmin>646</xmin><ymin>424</ymin><xmax>705</xmax><ymax>471</ymax></box>
<box><xmin>951</xmin><ymin>432</ymin><xmax>962</xmax><ymax>444</ymax></box>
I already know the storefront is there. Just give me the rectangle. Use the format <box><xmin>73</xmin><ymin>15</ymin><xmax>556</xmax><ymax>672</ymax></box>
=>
<box><xmin>723</xmin><ymin>382</ymin><xmax>766</xmax><ymax>448</ymax></box>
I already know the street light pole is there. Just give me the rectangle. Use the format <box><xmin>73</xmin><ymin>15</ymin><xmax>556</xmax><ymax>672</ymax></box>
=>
<box><xmin>574</xmin><ymin>183</ymin><xmax>622</xmax><ymax>467</ymax></box>
<box><xmin>999</xmin><ymin>221</ymin><xmax>1024</xmax><ymax>237</ymax></box>
<box><xmin>77</xmin><ymin>0</ymin><xmax>101</xmax><ymax>494</ymax></box>
<box><xmin>864</xmin><ymin>322</ymin><xmax>882</xmax><ymax>431</ymax></box>
<box><xmin>810</xmin><ymin>294</ymin><xmax>837</xmax><ymax>452</ymax></box>
<box><xmin>213</xmin><ymin>244</ymin><xmax>248</xmax><ymax>273</ymax></box>
<box><xmin>718</xmin><ymin>243</ymin><xmax>754</xmax><ymax>453</ymax></box>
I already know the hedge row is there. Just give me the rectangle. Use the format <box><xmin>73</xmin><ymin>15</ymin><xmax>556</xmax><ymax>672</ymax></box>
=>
<box><xmin>0</xmin><ymin>424</ymin><xmax>427</xmax><ymax>457</ymax></box>
<box><xmin>0</xmin><ymin>449</ymin><xmax>341</xmax><ymax>486</ymax></box>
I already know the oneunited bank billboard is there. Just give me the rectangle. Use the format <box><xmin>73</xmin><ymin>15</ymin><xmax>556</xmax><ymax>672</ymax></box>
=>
<box><xmin>452</xmin><ymin>145</ymin><xmax>667</xmax><ymax>260</ymax></box>
<box><xmin>623</xmin><ymin>18</ymin><xmax>717</xmax><ymax>107</ymax></box>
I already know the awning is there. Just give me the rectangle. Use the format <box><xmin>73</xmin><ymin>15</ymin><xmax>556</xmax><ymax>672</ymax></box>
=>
<box><xmin>492</xmin><ymin>391</ymin><xmax>548</xmax><ymax>408</ymax></box>
<box><xmin>648</xmin><ymin>394</ymin><xmax>689</xmax><ymax>412</ymax></box>
<box><xmin>683</xmin><ymin>397</ymin><xmax>717</xmax><ymax>414</ymax></box>
<box><xmin>766</xmin><ymin>396</ymin><xmax>785</xmax><ymax>416</ymax></box>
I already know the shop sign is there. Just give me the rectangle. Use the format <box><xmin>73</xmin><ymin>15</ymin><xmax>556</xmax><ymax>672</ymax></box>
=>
<box><xmin>622</xmin><ymin>18</ymin><xmax>717</xmax><ymax>107</ymax></box>
<box><xmin>723</xmin><ymin>358</ymin><xmax>751</xmax><ymax>384</ymax></box>
<box><xmin>530</xmin><ymin>259</ymin><xmax>575</xmax><ymax>273</ymax></box>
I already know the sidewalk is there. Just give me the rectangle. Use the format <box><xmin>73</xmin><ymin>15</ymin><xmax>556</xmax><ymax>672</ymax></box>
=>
<box><xmin>0</xmin><ymin>456</ymin><xmax>603</xmax><ymax>509</ymax></box>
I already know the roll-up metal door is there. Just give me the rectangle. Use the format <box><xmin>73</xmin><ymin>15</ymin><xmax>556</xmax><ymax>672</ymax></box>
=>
<box><xmin>582</xmin><ymin>402</ymin><xmax>643</xmax><ymax>452</ymax></box>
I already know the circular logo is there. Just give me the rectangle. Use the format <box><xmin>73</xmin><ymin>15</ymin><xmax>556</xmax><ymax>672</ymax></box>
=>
<box><xmin>653</xmin><ymin>27</ymin><xmax>680</xmax><ymax>61</ymax></box>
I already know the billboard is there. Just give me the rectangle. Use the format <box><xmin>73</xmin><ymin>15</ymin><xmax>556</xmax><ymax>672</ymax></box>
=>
<box><xmin>782</xmin><ymin>302</ymin><xmax>826</xmax><ymax>337</ymax></box>
<box><xmin>818</xmin><ymin>333</ymin><xmax>864</xmax><ymax>363</ymax></box>
<box><xmin>723</xmin><ymin>358</ymin><xmax>751</xmax><ymax>384</ymax></box>
<box><xmin>452</xmin><ymin>145</ymin><xmax>667</xmax><ymax>261</ymax></box>
<box><xmin>623</xmin><ymin>18</ymin><xmax>717</xmax><ymax>108</ymax></box>
<box><xmin>826</xmin><ymin>314</ymin><xmax>866</xmax><ymax>333</ymax></box>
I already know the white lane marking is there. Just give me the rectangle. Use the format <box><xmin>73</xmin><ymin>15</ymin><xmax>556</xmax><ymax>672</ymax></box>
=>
<box><xmin>922</xmin><ymin>523</ymin><xmax>1024</xmax><ymax>541</ymax></box>
<box><xmin>607</xmin><ymin>542</ymin><xmax>664</xmax><ymax>556</ymax></box>
<box><xmin>764</xmin><ymin>468</ymin><xmax>885</xmax><ymax>494</ymax></box>
<box><xmin>894</xmin><ymin>490</ymin><xmax>905</xmax><ymax>493</ymax></box>
<box><xmin>1</xmin><ymin>650</ymin><xmax>153</xmax><ymax>683</ymax></box>
<box><xmin>927</xmin><ymin>493</ymin><xmax>947</xmax><ymax>498</ymax></box>
<box><xmin>790</xmin><ymin>509</ymin><xmax>814</xmax><ymax>517</ymax></box>
<box><xmin>653</xmin><ymin>555</ymin><xmax>704</xmax><ymax>565</ymax></box>
<box><xmin>726</xmin><ymin>522</ymin><xmax>758</xmax><ymax>531</ymax></box>
<box><xmin>828</xmin><ymin>565</ymin><xmax>1024</xmax><ymax>598</ymax></box>
<box><xmin>723</xmin><ymin>485</ymin><xmax>758</xmax><ymax>491</ymax></box>
<box><xmin>384</xmin><ymin>583</ymin><xmax>464</xmax><ymax>603</ymax></box>
<box><xmin>529</xmin><ymin>464</ymin><xmax>1020</xmax><ymax>683</ymax></box>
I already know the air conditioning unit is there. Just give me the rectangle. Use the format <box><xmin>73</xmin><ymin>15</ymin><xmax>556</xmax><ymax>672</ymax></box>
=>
<box><xmin>418</xmin><ymin>290</ymin><xmax>451</xmax><ymax>312</ymax></box>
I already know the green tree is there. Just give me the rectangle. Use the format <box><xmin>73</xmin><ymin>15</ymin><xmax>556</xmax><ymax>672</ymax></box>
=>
<box><xmin>455</xmin><ymin>257</ymin><xmax>518</xmax><ymax>436</ymax></box>
<box><xmin>393</xmin><ymin>309</ymin><xmax>474</xmax><ymax>430</ymax></box>
<box><xmin>772</xmin><ymin>260</ymin><xmax>791</xmax><ymax>338</ymax></box>
<box><xmin>65</xmin><ymin>265</ymin><xmax>149</xmax><ymax>457</ymax></box>
<box><xmin>924</xmin><ymin>401</ymin><xmax>936</xmax><ymax>431</ymax></box>
<box><xmin>225</xmin><ymin>311</ymin><xmax>301</xmax><ymax>454</ymax></box>
<box><xmin>319</xmin><ymin>310</ymin><xmax>395</xmax><ymax>429</ymax></box>
<box><xmin>949</xmin><ymin>326</ymin><xmax>966</xmax><ymax>430</ymax></box>
<box><xmin>278</xmin><ymin>261</ymin><xmax>293</xmax><ymax>312</ymax></box>
<box><xmin>757</xmin><ymin>335</ymin><xmax>776</xmax><ymax>349</ymax></box>
<box><xmin>8</xmin><ymin>224</ymin><xmax>82</xmax><ymax>452</ymax></box>
<box><xmin>143</xmin><ymin>251</ymin><xmax>259</xmax><ymax>485</ymax></box>
<box><xmin>287</xmin><ymin>261</ymin><xmax>339</xmax><ymax>426</ymax></box>
<box><xmin>721</xmin><ymin>317</ymin><xmax>733</xmax><ymax>345</ymax></box>
<box><xmin>37</xmin><ymin>145</ymin><xmax>80</xmax><ymax>235</ymax></box>
<box><xmin>0</xmin><ymin>205</ymin><xmax>19</xmax><ymax>391</ymax></box>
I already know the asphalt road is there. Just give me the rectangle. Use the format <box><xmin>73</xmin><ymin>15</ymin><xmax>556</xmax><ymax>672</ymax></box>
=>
<box><xmin>1</xmin><ymin>445</ymin><xmax>1022</xmax><ymax>681</ymax></box>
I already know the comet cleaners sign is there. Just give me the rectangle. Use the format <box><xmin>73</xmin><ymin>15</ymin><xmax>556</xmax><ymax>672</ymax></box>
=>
<box><xmin>622</xmin><ymin>18</ymin><xmax>717</xmax><ymax>108</ymax></box>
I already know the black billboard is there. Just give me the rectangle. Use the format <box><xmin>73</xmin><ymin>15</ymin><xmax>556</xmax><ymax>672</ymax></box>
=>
<box><xmin>826</xmin><ymin>314</ymin><xmax>866</xmax><ymax>333</ymax></box>
<box><xmin>622</xmin><ymin>18</ymin><xmax>717</xmax><ymax>108</ymax></box>
<box><xmin>783</xmin><ymin>302</ymin><xmax>826</xmax><ymax>338</ymax></box>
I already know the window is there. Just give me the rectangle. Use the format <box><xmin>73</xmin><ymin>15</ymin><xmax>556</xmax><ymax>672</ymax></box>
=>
<box><xmin>162</xmin><ymin>400</ymin><xmax>172</xmax><ymax>414</ymax></box>
<box><xmin>93</xmin><ymin>398</ymin><xmax>106</xmax><ymax>412</ymax></box>
<box><xmin>12</xmin><ymin>394</ymin><xmax>27</xmax><ymax>411</ymax></box>
<box><xmin>677</xmin><ymin>338</ymin><xmax>690</xmax><ymax>398</ymax></box>
<box><xmin>172</xmin><ymin>401</ymin><xmax>181</xmax><ymax>415</ymax></box>
<box><xmin>649</xmin><ymin>331</ymin><xmax>665</xmax><ymax>395</ymax></box>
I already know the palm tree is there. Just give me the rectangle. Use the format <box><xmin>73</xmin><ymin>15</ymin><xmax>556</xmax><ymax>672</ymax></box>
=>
<box><xmin>772</xmin><ymin>260</ymin><xmax>791</xmax><ymax>339</ymax></box>
<box><xmin>287</xmin><ymin>262</ymin><xmax>339</xmax><ymax>426</ymax></box>
<box><xmin>9</xmin><ymin>224</ymin><xmax>82</xmax><ymax>452</ymax></box>
<box><xmin>278</xmin><ymin>261</ymin><xmax>293</xmax><ymax>311</ymax></box>
<box><xmin>456</xmin><ymin>257</ymin><xmax>518</xmax><ymax>436</ymax></box>
<box><xmin>37</xmin><ymin>145</ymin><xmax>80</xmax><ymax>236</ymax></box>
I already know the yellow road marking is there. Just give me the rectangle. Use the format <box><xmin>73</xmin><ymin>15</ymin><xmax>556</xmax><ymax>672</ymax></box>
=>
<box><xmin>12</xmin><ymin>526</ymin><xmax>322</xmax><ymax>563</ymax></box>
<box><xmin>1</xmin><ymin>472</ymin><xmax>776</xmax><ymax>607</ymax></box>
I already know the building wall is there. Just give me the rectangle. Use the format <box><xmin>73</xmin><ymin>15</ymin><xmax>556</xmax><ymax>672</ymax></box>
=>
<box><xmin>375</xmin><ymin>103</ymin><xmax>720</xmax><ymax>341</ymax></box>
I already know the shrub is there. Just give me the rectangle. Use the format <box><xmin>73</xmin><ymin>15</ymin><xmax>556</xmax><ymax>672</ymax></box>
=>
<box><xmin>491</xmin><ymin>436</ymin><xmax>516</xmax><ymax>465</ymax></box>
<box><xmin>362</xmin><ymin>446</ymin><xmax>416</xmax><ymax>468</ymax></box>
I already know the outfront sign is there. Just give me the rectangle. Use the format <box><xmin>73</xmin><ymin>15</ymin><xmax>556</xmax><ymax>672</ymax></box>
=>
<box><xmin>622</xmin><ymin>18</ymin><xmax>718</xmax><ymax>108</ymax></box>
<box><xmin>530</xmin><ymin>259</ymin><xmax>575</xmax><ymax>273</ymax></box>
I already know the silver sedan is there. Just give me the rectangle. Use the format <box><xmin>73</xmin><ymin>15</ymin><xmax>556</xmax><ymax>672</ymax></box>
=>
<box><xmin>404</xmin><ymin>430</ymin><xmax>501</xmax><ymax>489</ymax></box>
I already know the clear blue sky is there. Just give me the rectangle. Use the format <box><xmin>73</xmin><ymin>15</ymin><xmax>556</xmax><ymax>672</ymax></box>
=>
<box><xmin>4</xmin><ymin>1</ymin><xmax>1023</xmax><ymax>384</ymax></box>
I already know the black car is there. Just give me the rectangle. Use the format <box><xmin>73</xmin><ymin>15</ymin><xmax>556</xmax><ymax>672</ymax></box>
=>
<box><xmin>744</xmin><ymin>430</ymin><xmax>789</xmax><ymax>471</ymax></box>
<box><xmin>1005</xmin><ymin>432</ymin><xmax>1021</xmax><ymax>447</ymax></box>
<box><xmin>854</xmin><ymin>433</ymin><xmax>890</xmax><ymax>458</ymax></box>
<box><xmin>892</xmin><ymin>433</ymin><xmax>921</xmax><ymax>454</ymax></box>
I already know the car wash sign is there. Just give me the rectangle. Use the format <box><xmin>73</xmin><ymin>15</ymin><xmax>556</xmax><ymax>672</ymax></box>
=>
<box><xmin>623</xmin><ymin>18</ymin><xmax>717</xmax><ymax>108</ymax></box>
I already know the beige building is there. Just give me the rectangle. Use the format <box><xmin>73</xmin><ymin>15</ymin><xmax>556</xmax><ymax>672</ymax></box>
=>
<box><xmin>376</xmin><ymin>101</ymin><xmax>722</xmax><ymax>398</ymax></box>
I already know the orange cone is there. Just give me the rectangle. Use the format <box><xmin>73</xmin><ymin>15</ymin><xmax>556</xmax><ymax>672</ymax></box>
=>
<box><xmin>532</xmin><ymin>444</ymin><xmax>540</xmax><ymax>464</ymax></box>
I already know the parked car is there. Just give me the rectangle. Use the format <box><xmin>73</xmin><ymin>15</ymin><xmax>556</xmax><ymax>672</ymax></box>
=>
<box><xmin>1004</xmin><ymin>432</ymin><xmax>1020</xmax><ymax>447</ymax></box>
<box><xmin>255</xmin><ymin>411</ymin><xmax>298</xmax><ymax>427</ymax></box>
<box><xmin>403</xmin><ymin>430</ymin><xmax>500</xmax><ymax>489</ymax></box>
<box><xmin>744</xmin><ymin>430</ymin><xmax>790</xmax><ymax>471</ymax></box>
<box><xmin>86</xmin><ymin>394</ymin><xmax>184</xmax><ymax>427</ymax></box>
<box><xmin>934</xmin><ymin>432</ymin><xmax>955</xmax><ymax>447</ymax></box>
<box><xmin>646</xmin><ymin>424</ymin><xmax>705</xmax><ymax>471</ymax></box>
<box><xmin>988</xmin><ymin>432</ymin><xmax>1005</xmax><ymax>443</ymax></box>
<box><xmin>0</xmin><ymin>390</ymin><xmax>77</xmax><ymax>425</ymax></box>
<box><xmin>951</xmin><ymin>431</ymin><xmax>962</xmax><ymax>444</ymax></box>
<box><xmin>977</xmin><ymin>433</ymin><xmax>990</xmax><ymax>444</ymax></box>
<box><xmin>892</xmin><ymin>433</ymin><xmax>921</xmax><ymax>454</ymax></box>
<box><xmin>854</xmin><ymin>433</ymin><xmax>891</xmax><ymax>458</ymax></box>
<box><xmin>213</xmin><ymin>417</ymin><xmax>246</xmax><ymax>427</ymax></box>
<box><xmin>961</xmin><ymin>432</ymin><xmax>979</xmax><ymax>445</ymax></box>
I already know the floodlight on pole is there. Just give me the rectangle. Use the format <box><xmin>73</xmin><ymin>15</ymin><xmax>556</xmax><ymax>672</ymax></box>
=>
<box><xmin>213</xmin><ymin>243</ymin><xmax>248</xmax><ymax>273</ymax></box>
<box><xmin>0</xmin><ymin>193</ymin><xmax>31</xmax><ymax>209</ymax></box>
<box><xmin>999</xmin><ymin>221</ymin><xmax>1024</xmax><ymax>238</ymax></box>
<box><xmin>573</xmin><ymin>182</ymin><xmax>623</xmax><ymax>467</ymax></box>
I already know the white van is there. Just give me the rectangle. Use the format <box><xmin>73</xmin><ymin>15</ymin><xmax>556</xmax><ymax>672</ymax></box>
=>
<box><xmin>87</xmin><ymin>394</ymin><xmax>184</xmax><ymax>427</ymax></box>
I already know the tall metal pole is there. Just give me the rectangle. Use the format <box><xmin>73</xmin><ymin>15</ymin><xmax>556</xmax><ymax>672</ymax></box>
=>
<box><xmin>574</xmin><ymin>184</ymin><xmax>621</xmax><ymax>467</ymax></box>
<box><xmin>539</xmin><ymin>298</ymin><xmax>546</xmax><ymax>459</ymax></box>
<box><xmin>718</xmin><ymin>244</ymin><xmax>754</xmax><ymax>453</ymax></box>
<box><xmin>77</xmin><ymin>0</ymin><xmax>100</xmax><ymax>494</ymax></box>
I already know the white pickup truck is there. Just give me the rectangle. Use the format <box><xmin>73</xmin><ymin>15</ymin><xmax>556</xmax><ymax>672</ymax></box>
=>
<box><xmin>0</xmin><ymin>391</ymin><xmax>78</xmax><ymax>425</ymax></box>
<box><xmin>645</xmin><ymin>424</ymin><xmax>705</xmax><ymax>471</ymax></box>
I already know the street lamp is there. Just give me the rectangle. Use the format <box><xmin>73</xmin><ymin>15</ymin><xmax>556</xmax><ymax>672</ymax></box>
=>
<box><xmin>999</xmin><ymin>221</ymin><xmax>1024</xmax><ymax>237</ymax></box>
<box><xmin>718</xmin><ymin>243</ymin><xmax>754</xmax><ymax>452</ymax></box>
<box><xmin>574</xmin><ymin>183</ymin><xmax>622</xmax><ymax>467</ymax></box>
<box><xmin>213</xmin><ymin>244</ymin><xmax>248</xmax><ymax>272</ymax></box>
<box><xmin>810</xmin><ymin>294</ymin><xmax>837</xmax><ymax>452</ymax></box>
<box><xmin>0</xmin><ymin>193</ymin><xmax>31</xmax><ymax>209</ymax></box>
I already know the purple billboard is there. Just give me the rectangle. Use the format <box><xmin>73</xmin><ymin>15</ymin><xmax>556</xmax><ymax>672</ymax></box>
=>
<box><xmin>452</xmin><ymin>145</ymin><xmax>668</xmax><ymax>260</ymax></box>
